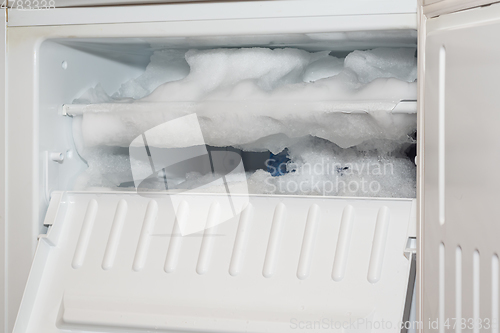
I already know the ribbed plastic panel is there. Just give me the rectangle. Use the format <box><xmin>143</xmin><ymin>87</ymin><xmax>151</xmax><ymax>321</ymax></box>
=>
<box><xmin>14</xmin><ymin>192</ymin><xmax>415</xmax><ymax>333</ymax></box>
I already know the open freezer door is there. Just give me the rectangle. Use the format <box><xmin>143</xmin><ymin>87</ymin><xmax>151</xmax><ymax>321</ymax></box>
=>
<box><xmin>422</xmin><ymin>2</ymin><xmax>500</xmax><ymax>332</ymax></box>
<box><xmin>13</xmin><ymin>191</ymin><xmax>415</xmax><ymax>333</ymax></box>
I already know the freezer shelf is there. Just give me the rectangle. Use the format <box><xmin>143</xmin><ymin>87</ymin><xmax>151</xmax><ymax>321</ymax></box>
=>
<box><xmin>14</xmin><ymin>192</ymin><xmax>416</xmax><ymax>333</ymax></box>
<box><xmin>62</xmin><ymin>100</ymin><xmax>417</xmax><ymax>116</ymax></box>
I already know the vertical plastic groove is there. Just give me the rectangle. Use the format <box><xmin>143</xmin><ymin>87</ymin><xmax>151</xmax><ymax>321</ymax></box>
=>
<box><xmin>297</xmin><ymin>204</ymin><xmax>320</xmax><ymax>280</ymax></box>
<box><xmin>102</xmin><ymin>199</ymin><xmax>128</xmax><ymax>270</ymax></box>
<box><xmin>439</xmin><ymin>243</ymin><xmax>445</xmax><ymax>333</ymax></box>
<box><xmin>367</xmin><ymin>206</ymin><xmax>390</xmax><ymax>283</ymax></box>
<box><xmin>473</xmin><ymin>250</ymin><xmax>480</xmax><ymax>333</ymax></box>
<box><xmin>164</xmin><ymin>201</ymin><xmax>189</xmax><ymax>273</ymax></box>
<box><xmin>229</xmin><ymin>203</ymin><xmax>254</xmax><ymax>277</ymax></box>
<box><xmin>132</xmin><ymin>200</ymin><xmax>158</xmax><ymax>272</ymax></box>
<box><xmin>263</xmin><ymin>203</ymin><xmax>286</xmax><ymax>278</ymax></box>
<box><xmin>456</xmin><ymin>246</ymin><xmax>462</xmax><ymax>333</ymax></box>
<box><xmin>332</xmin><ymin>205</ymin><xmax>355</xmax><ymax>282</ymax></box>
<box><xmin>72</xmin><ymin>199</ymin><xmax>98</xmax><ymax>269</ymax></box>
<box><xmin>196</xmin><ymin>202</ymin><xmax>221</xmax><ymax>275</ymax></box>
<box><xmin>493</xmin><ymin>255</ymin><xmax>499</xmax><ymax>333</ymax></box>
<box><xmin>438</xmin><ymin>46</ymin><xmax>446</xmax><ymax>225</ymax></box>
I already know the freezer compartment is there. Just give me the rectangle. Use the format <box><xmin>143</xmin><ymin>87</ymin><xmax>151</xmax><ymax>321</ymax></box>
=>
<box><xmin>39</xmin><ymin>31</ymin><xmax>417</xmax><ymax>206</ymax></box>
<box><xmin>14</xmin><ymin>25</ymin><xmax>420</xmax><ymax>333</ymax></box>
<box><xmin>5</xmin><ymin>7</ymin><xmax>420</xmax><ymax>333</ymax></box>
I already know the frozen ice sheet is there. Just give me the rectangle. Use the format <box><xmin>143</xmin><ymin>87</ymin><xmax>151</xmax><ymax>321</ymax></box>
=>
<box><xmin>71</xmin><ymin>47</ymin><xmax>417</xmax><ymax>198</ymax></box>
<box><xmin>73</xmin><ymin>47</ymin><xmax>417</xmax><ymax>152</ymax></box>
<box><xmin>74</xmin><ymin>137</ymin><xmax>415</xmax><ymax>198</ymax></box>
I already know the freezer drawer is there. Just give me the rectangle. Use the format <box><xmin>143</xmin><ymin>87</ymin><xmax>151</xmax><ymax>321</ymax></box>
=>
<box><xmin>14</xmin><ymin>192</ymin><xmax>416</xmax><ymax>333</ymax></box>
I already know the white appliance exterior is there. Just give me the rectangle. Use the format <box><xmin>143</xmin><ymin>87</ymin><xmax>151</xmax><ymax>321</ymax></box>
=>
<box><xmin>3</xmin><ymin>3</ymin><xmax>419</xmax><ymax>332</ymax></box>
<box><xmin>3</xmin><ymin>0</ymin><xmax>497</xmax><ymax>332</ymax></box>
<box><xmin>421</xmin><ymin>3</ymin><xmax>500</xmax><ymax>332</ymax></box>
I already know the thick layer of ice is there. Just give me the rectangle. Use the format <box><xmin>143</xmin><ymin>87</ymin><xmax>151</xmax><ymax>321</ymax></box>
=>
<box><xmin>143</xmin><ymin>48</ymin><xmax>312</xmax><ymax>100</ymax></box>
<box><xmin>71</xmin><ymin>47</ymin><xmax>417</xmax><ymax>198</ymax></box>
<box><xmin>73</xmin><ymin>49</ymin><xmax>190</xmax><ymax>104</ymax></box>
<box><xmin>74</xmin><ymin>137</ymin><xmax>415</xmax><ymax>198</ymax></box>
<box><xmin>73</xmin><ymin>47</ymin><xmax>417</xmax><ymax>152</ymax></box>
<box><xmin>116</xmin><ymin>49</ymin><xmax>190</xmax><ymax>100</ymax></box>
<box><xmin>345</xmin><ymin>48</ymin><xmax>417</xmax><ymax>84</ymax></box>
<box><xmin>77</xmin><ymin>98</ymin><xmax>416</xmax><ymax>154</ymax></box>
<box><xmin>303</xmin><ymin>52</ymin><xmax>344</xmax><ymax>82</ymax></box>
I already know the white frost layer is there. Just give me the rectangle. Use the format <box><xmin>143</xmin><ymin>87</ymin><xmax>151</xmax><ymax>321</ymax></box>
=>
<box><xmin>116</xmin><ymin>49</ymin><xmax>190</xmax><ymax>100</ymax></box>
<box><xmin>344</xmin><ymin>48</ymin><xmax>417</xmax><ymax>84</ymax></box>
<box><xmin>141</xmin><ymin>47</ymin><xmax>416</xmax><ymax>101</ymax></box>
<box><xmin>74</xmin><ymin>47</ymin><xmax>417</xmax><ymax>153</ymax></box>
<box><xmin>74</xmin><ymin>138</ymin><xmax>415</xmax><ymax>198</ymax></box>
<box><xmin>71</xmin><ymin>47</ymin><xmax>417</xmax><ymax>197</ymax></box>
<box><xmin>73</xmin><ymin>49</ymin><xmax>190</xmax><ymax>104</ymax></box>
<box><xmin>78</xmin><ymin>97</ymin><xmax>416</xmax><ymax>154</ymax></box>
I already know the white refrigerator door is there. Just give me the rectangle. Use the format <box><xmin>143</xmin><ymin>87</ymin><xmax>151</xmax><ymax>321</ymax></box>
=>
<box><xmin>423</xmin><ymin>0</ymin><xmax>500</xmax><ymax>18</ymax></box>
<box><xmin>14</xmin><ymin>192</ymin><xmax>415</xmax><ymax>333</ymax></box>
<box><xmin>422</xmin><ymin>2</ymin><xmax>500</xmax><ymax>331</ymax></box>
